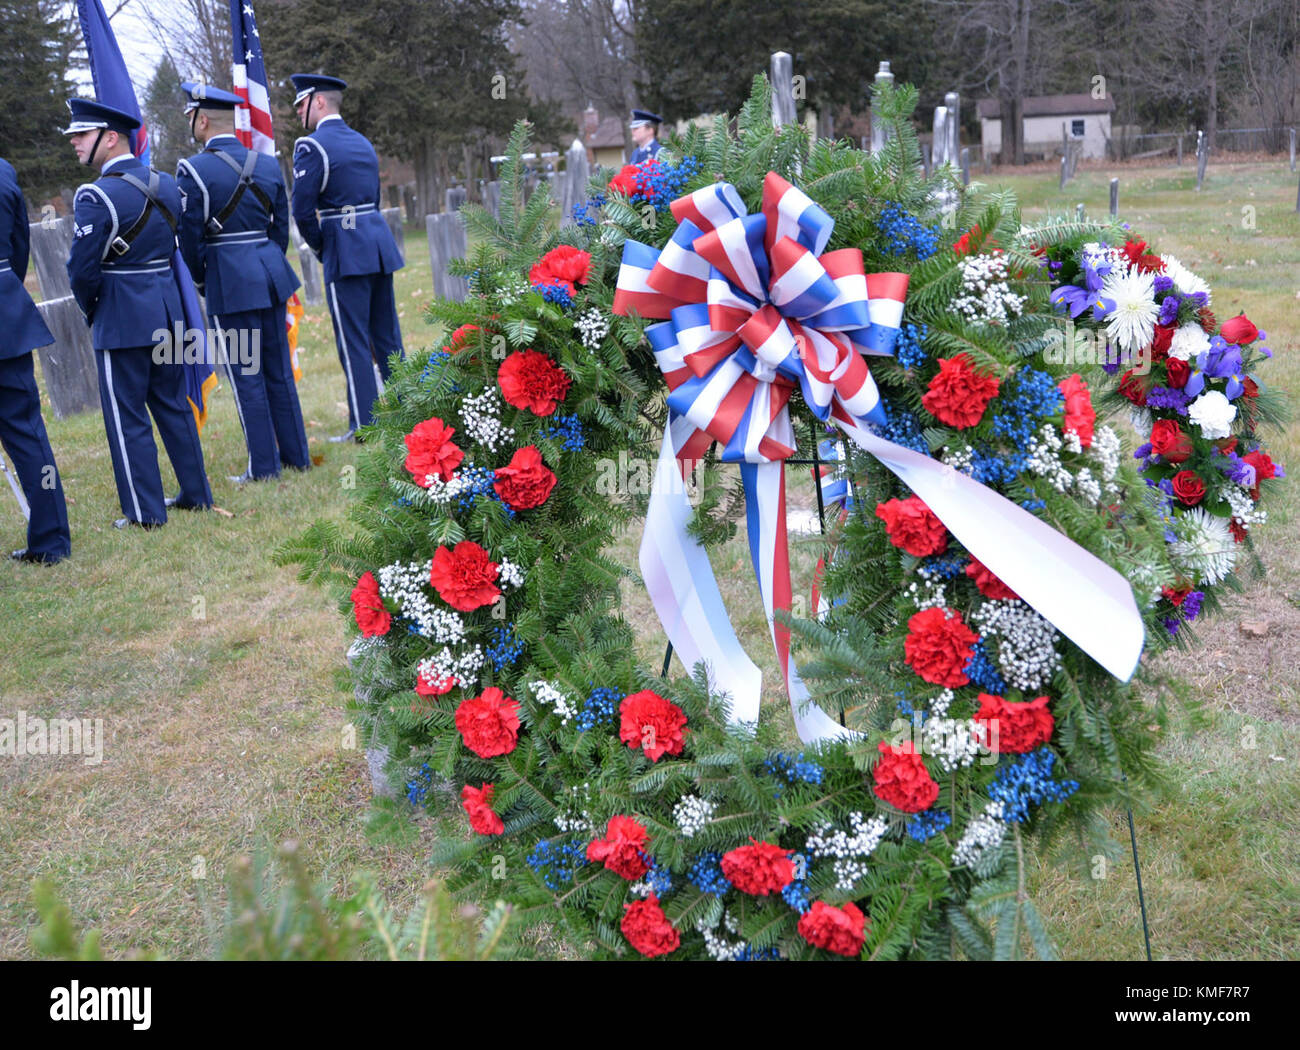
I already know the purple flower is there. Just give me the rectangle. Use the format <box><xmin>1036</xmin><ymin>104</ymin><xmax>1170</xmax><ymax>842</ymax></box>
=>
<box><xmin>1164</xmin><ymin>617</ymin><xmax>1181</xmax><ymax>637</ymax></box>
<box><xmin>1146</xmin><ymin>386</ymin><xmax>1190</xmax><ymax>414</ymax></box>
<box><xmin>1154</xmin><ymin>275</ymin><xmax>1174</xmax><ymax>294</ymax></box>
<box><xmin>1158</xmin><ymin>295</ymin><xmax>1181</xmax><ymax>326</ymax></box>
<box><xmin>1183</xmin><ymin>591</ymin><xmax>1205</xmax><ymax>621</ymax></box>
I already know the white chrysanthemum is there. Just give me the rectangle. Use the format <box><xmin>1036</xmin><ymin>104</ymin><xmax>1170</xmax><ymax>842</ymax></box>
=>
<box><xmin>1159</xmin><ymin>254</ymin><xmax>1212</xmax><ymax>303</ymax></box>
<box><xmin>1171</xmin><ymin>507</ymin><xmax>1237</xmax><ymax>585</ymax></box>
<box><xmin>1187</xmin><ymin>390</ymin><xmax>1237</xmax><ymax>439</ymax></box>
<box><xmin>1168</xmin><ymin>321</ymin><xmax>1211</xmax><ymax>362</ymax></box>
<box><xmin>1101</xmin><ymin>268</ymin><xmax>1158</xmax><ymax>352</ymax></box>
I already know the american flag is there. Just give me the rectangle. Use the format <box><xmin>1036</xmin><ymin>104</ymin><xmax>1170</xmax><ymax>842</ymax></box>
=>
<box><xmin>230</xmin><ymin>0</ymin><xmax>274</xmax><ymax>154</ymax></box>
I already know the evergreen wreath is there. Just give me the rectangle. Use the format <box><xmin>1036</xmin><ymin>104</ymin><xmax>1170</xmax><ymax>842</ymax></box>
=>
<box><xmin>279</xmin><ymin>79</ymin><xmax>1286</xmax><ymax>959</ymax></box>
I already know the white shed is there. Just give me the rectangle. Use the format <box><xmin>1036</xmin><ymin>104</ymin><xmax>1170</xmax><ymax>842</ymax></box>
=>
<box><xmin>977</xmin><ymin>94</ymin><xmax>1116</xmax><ymax>161</ymax></box>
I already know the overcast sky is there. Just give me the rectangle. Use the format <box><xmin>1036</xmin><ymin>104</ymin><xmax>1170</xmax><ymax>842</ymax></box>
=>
<box><xmin>66</xmin><ymin>0</ymin><xmax>174</xmax><ymax>92</ymax></box>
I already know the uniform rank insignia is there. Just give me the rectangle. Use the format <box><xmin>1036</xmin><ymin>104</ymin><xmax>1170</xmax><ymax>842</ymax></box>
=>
<box><xmin>75</xmin><ymin>223</ymin><xmax>93</xmax><ymax>238</ymax></box>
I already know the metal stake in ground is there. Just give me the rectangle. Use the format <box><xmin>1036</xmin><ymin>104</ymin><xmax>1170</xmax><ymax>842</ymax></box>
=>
<box><xmin>1</xmin><ymin>449</ymin><xmax>31</xmax><ymax>521</ymax></box>
<box><xmin>1123</xmin><ymin>772</ymin><xmax>1154</xmax><ymax>961</ymax></box>
<box><xmin>1110</xmin><ymin>177</ymin><xmax>1119</xmax><ymax>218</ymax></box>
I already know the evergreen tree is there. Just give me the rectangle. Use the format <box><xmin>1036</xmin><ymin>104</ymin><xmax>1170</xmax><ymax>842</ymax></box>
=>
<box><xmin>0</xmin><ymin>0</ymin><xmax>84</xmax><ymax>205</ymax></box>
<box><xmin>142</xmin><ymin>55</ymin><xmax>195</xmax><ymax>180</ymax></box>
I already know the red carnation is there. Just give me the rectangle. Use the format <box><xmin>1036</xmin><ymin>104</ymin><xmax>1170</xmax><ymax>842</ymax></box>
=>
<box><xmin>1219</xmin><ymin>314</ymin><xmax>1259</xmax><ymax>346</ymax></box>
<box><xmin>529</xmin><ymin>244</ymin><xmax>592</xmax><ymax>295</ymax></box>
<box><xmin>1242</xmin><ymin>450</ymin><xmax>1278</xmax><ymax>501</ymax></box>
<box><xmin>446</xmin><ymin>323</ymin><xmax>480</xmax><ymax>353</ymax></box>
<box><xmin>1121</xmin><ymin>240</ymin><xmax>1162</xmax><ymax>272</ymax></box>
<box><xmin>587</xmin><ymin>815</ymin><xmax>650</xmax><ymax>880</ymax></box>
<box><xmin>350</xmin><ymin>571</ymin><xmax>391</xmax><ymax>637</ymax></box>
<box><xmin>872</xmin><ymin>739</ymin><xmax>940</xmax><ymax>813</ymax></box>
<box><xmin>921</xmin><ymin>354</ymin><xmax>1000</xmax><ymax>429</ymax></box>
<box><xmin>494</xmin><ymin>445</ymin><xmax>557</xmax><ymax>510</ymax></box>
<box><xmin>1165</xmin><ymin>357</ymin><xmax>1190</xmax><ymax>389</ymax></box>
<box><xmin>621</xmin><ymin>894</ymin><xmax>680</xmax><ymax>958</ymax></box>
<box><xmin>965</xmin><ymin>556</ymin><xmax>1019</xmax><ymax>601</ymax></box>
<box><xmin>498</xmin><ymin>349</ymin><xmax>571</xmax><ymax>416</ymax></box>
<box><xmin>1150</xmin><ymin>324</ymin><xmax>1174</xmax><ymax>361</ymax></box>
<box><xmin>903</xmin><ymin>607</ymin><xmax>977</xmax><ymax>687</ymax></box>
<box><xmin>952</xmin><ymin>225</ymin><xmax>981</xmax><ymax>256</ymax></box>
<box><xmin>608</xmin><ymin>164</ymin><xmax>640</xmax><ymax>196</ymax></box>
<box><xmin>720</xmin><ymin>839</ymin><xmax>795</xmax><ymax>896</ymax></box>
<box><xmin>1149</xmin><ymin>419</ymin><xmax>1193</xmax><ymax>464</ymax></box>
<box><xmin>429</xmin><ymin>540</ymin><xmax>501</xmax><ymax>611</ymax></box>
<box><xmin>403</xmin><ymin>416</ymin><xmax>464</xmax><ymax>487</ymax></box>
<box><xmin>454</xmin><ymin>686</ymin><xmax>520</xmax><ymax>758</ymax></box>
<box><xmin>618</xmin><ymin>690</ymin><xmax>687</xmax><ymax>762</ymax></box>
<box><xmin>416</xmin><ymin>666</ymin><xmax>455</xmax><ymax>697</ymax></box>
<box><xmin>1057</xmin><ymin>373</ymin><xmax>1095</xmax><ymax>448</ymax></box>
<box><xmin>1171</xmin><ymin>470</ymin><xmax>1206</xmax><ymax>506</ymax></box>
<box><xmin>1119</xmin><ymin>368</ymin><xmax>1150</xmax><ymax>406</ymax></box>
<box><xmin>973</xmin><ymin>693</ymin><xmax>1055</xmax><ymax>754</ymax></box>
<box><xmin>797</xmin><ymin>900</ymin><xmax>867</xmax><ymax>957</ymax></box>
<box><xmin>461</xmin><ymin>783</ymin><xmax>504</xmax><ymax>836</ymax></box>
<box><xmin>875</xmin><ymin>495</ymin><xmax>948</xmax><ymax>557</ymax></box>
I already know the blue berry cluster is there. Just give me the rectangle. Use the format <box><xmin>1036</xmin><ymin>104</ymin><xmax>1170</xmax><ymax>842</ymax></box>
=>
<box><xmin>878</xmin><ymin>203</ymin><xmax>940</xmax><ymax>259</ymax></box>
<box><xmin>963</xmin><ymin>640</ymin><xmax>1006</xmax><ymax>694</ymax></box>
<box><xmin>527</xmin><ymin>839</ymin><xmax>589</xmax><ymax>890</ymax></box>
<box><xmin>906</xmin><ymin>808</ymin><xmax>952</xmax><ymax>842</ymax></box>
<box><xmin>920</xmin><ymin>552</ymin><xmax>967</xmax><ymax>579</ymax></box>
<box><xmin>405</xmin><ymin>763</ymin><xmax>434</xmax><ymax>806</ymax></box>
<box><xmin>535</xmin><ymin>281</ymin><xmax>575</xmax><ymax>308</ymax></box>
<box><xmin>870</xmin><ymin>404</ymin><xmax>931</xmax><ymax>457</ymax></box>
<box><xmin>575</xmin><ymin>686</ymin><xmax>622</xmax><ymax>731</ymax></box>
<box><xmin>992</xmin><ymin>368</ymin><xmax>1063</xmax><ymax>447</ymax></box>
<box><xmin>988</xmin><ymin>748</ymin><xmax>1079</xmax><ymax>823</ymax></box>
<box><xmin>419</xmin><ymin>349</ymin><xmax>451</xmax><ymax>384</ymax></box>
<box><xmin>1020</xmin><ymin>489</ymin><xmax>1046</xmax><ymax>513</ymax></box>
<box><xmin>633</xmin><ymin>156</ymin><xmax>701</xmax><ymax>211</ymax></box>
<box><xmin>893</xmin><ymin>321</ymin><xmax>929</xmax><ymax>371</ymax></box>
<box><xmin>543</xmin><ymin>413</ymin><xmax>585</xmax><ymax>451</ymax></box>
<box><xmin>762</xmin><ymin>752</ymin><xmax>825</xmax><ymax>789</ymax></box>
<box><xmin>782</xmin><ymin>878</ymin><xmax>812</xmax><ymax>913</ymax></box>
<box><xmin>645</xmin><ymin>863</ymin><xmax>673</xmax><ymax>896</ymax></box>
<box><xmin>687</xmin><ymin>853</ymin><xmax>731</xmax><ymax>896</ymax></box>
<box><xmin>454</xmin><ymin>465</ymin><xmax>513</xmax><ymax>517</ymax></box>
<box><xmin>486</xmin><ymin>624</ymin><xmax>526</xmax><ymax>671</ymax></box>
<box><xmin>572</xmin><ymin>191</ymin><xmax>607</xmax><ymax>227</ymax></box>
<box><xmin>968</xmin><ymin>446</ymin><xmax>1028</xmax><ymax>487</ymax></box>
<box><xmin>735</xmin><ymin>945</ymin><xmax>782</xmax><ymax>961</ymax></box>
<box><xmin>895</xmin><ymin>696</ymin><xmax>925</xmax><ymax>721</ymax></box>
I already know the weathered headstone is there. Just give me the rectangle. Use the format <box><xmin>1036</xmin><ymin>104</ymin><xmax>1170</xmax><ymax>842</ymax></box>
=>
<box><xmin>944</xmin><ymin>91</ymin><xmax>960</xmax><ymax>168</ymax></box>
<box><xmin>482</xmin><ymin>180</ymin><xmax>500</xmax><ymax>219</ymax></box>
<box><xmin>870</xmin><ymin>61</ymin><xmax>894</xmax><ymax>153</ymax></box>
<box><xmin>288</xmin><ymin>218</ymin><xmax>323</xmax><ymax>305</ymax></box>
<box><xmin>1109</xmin><ymin>177</ymin><xmax>1119</xmax><ymax>218</ymax></box>
<box><xmin>34</xmin><ymin>298</ymin><xmax>99</xmax><ymax>418</ymax></box>
<box><xmin>771</xmin><ymin>51</ymin><xmax>797</xmax><ymax>127</ymax></box>
<box><xmin>28</xmin><ymin>215</ymin><xmax>74</xmax><ymax>298</ymax></box>
<box><xmin>382</xmin><ymin>206</ymin><xmax>405</xmax><ymax>265</ymax></box>
<box><xmin>931</xmin><ymin>106</ymin><xmax>950</xmax><ymax>167</ymax></box>
<box><xmin>444</xmin><ymin>186</ymin><xmax>467</xmax><ymax>213</ymax></box>
<box><xmin>959</xmin><ymin>147</ymin><xmax>970</xmax><ymax>186</ymax></box>
<box><xmin>426</xmin><ymin>212</ymin><xmax>469</xmax><ymax>302</ymax></box>
<box><xmin>559</xmin><ymin>139</ymin><xmax>590</xmax><ymax>226</ymax></box>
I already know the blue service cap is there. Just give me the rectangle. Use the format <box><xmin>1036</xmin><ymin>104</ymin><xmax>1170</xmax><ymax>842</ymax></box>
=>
<box><xmin>290</xmin><ymin>74</ymin><xmax>347</xmax><ymax>105</ymax></box>
<box><xmin>181</xmin><ymin>81</ymin><xmax>244</xmax><ymax>112</ymax></box>
<box><xmin>629</xmin><ymin>109</ymin><xmax>663</xmax><ymax>127</ymax></box>
<box><xmin>63</xmin><ymin>98</ymin><xmax>141</xmax><ymax>136</ymax></box>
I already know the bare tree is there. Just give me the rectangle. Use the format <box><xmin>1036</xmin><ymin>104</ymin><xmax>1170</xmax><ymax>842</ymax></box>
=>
<box><xmin>139</xmin><ymin>0</ymin><xmax>231</xmax><ymax>86</ymax></box>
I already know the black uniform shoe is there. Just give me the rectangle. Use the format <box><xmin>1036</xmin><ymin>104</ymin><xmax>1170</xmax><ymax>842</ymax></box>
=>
<box><xmin>164</xmin><ymin>494</ymin><xmax>208</xmax><ymax>510</ymax></box>
<box><xmin>328</xmin><ymin>429</ymin><xmax>357</xmax><ymax>444</ymax></box>
<box><xmin>10</xmin><ymin>548</ymin><xmax>65</xmax><ymax>565</ymax></box>
<box><xmin>113</xmin><ymin>518</ymin><xmax>161</xmax><ymax>530</ymax></box>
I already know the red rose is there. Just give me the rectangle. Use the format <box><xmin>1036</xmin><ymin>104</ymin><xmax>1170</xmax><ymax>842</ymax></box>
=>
<box><xmin>903</xmin><ymin>607</ymin><xmax>977</xmax><ymax>687</ymax></box>
<box><xmin>875</xmin><ymin>495</ymin><xmax>948</xmax><ymax>557</ymax></box>
<box><xmin>529</xmin><ymin>244</ymin><xmax>592</xmax><ymax>295</ymax></box>
<box><xmin>608</xmin><ymin>164</ymin><xmax>640</xmax><ymax>196</ymax></box>
<box><xmin>964</xmin><ymin>556</ymin><xmax>1019</xmax><ymax>601</ymax></box>
<box><xmin>498</xmin><ymin>349</ymin><xmax>571</xmax><ymax>416</ymax></box>
<box><xmin>350</xmin><ymin>571</ymin><xmax>391</xmax><ymax>637</ymax></box>
<box><xmin>587</xmin><ymin>815</ymin><xmax>650</xmax><ymax>879</ymax></box>
<box><xmin>403</xmin><ymin>416</ymin><xmax>464</xmax><ymax>487</ymax></box>
<box><xmin>618</xmin><ymin>690</ymin><xmax>687</xmax><ymax>762</ymax></box>
<box><xmin>720</xmin><ymin>839</ymin><xmax>795</xmax><ymax>896</ymax></box>
<box><xmin>1219</xmin><ymin>314</ymin><xmax>1259</xmax><ymax>346</ymax></box>
<box><xmin>797</xmin><ymin>900</ymin><xmax>867</xmax><ymax>957</ymax></box>
<box><xmin>1150</xmin><ymin>324</ymin><xmax>1174</xmax><ymax>360</ymax></box>
<box><xmin>494</xmin><ymin>445</ymin><xmax>557</xmax><ymax>510</ymax></box>
<box><xmin>1242</xmin><ymin>450</ymin><xmax>1278</xmax><ymax>500</ymax></box>
<box><xmin>1058</xmin><ymin>373</ymin><xmax>1095</xmax><ymax>448</ymax></box>
<box><xmin>1171</xmin><ymin>470</ymin><xmax>1206</xmax><ymax>506</ymax></box>
<box><xmin>1149</xmin><ymin>419</ymin><xmax>1193</xmax><ymax>464</ymax></box>
<box><xmin>1165</xmin><ymin>357</ymin><xmax>1190</xmax><ymax>389</ymax></box>
<box><xmin>1119</xmin><ymin>368</ymin><xmax>1150</xmax><ymax>406</ymax></box>
<box><xmin>429</xmin><ymin>540</ymin><xmax>501</xmax><ymax>611</ymax></box>
<box><xmin>416</xmin><ymin>666</ymin><xmax>455</xmax><ymax>696</ymax></box>
<box><xmin>921</xmin><ymin>354</ymin><xmax>1000</xmax><ymax>429</ymax></box>
<box><xmin>461</xmin><ymin>783</ymin><xmax>504</xmax><ymax>836</ymax></box>
<box><xmin>973</xmin><ymin>694</ymin><xmax>1055</xmax><ymax>754</ymax></box>
<box><xmin>454</xmin><ymin>686</ymin><xmax>520</xmax><ymax>758</ymax></box>
<box><xmin>446</xmin><ymin>323</ymin><xmax>480</xmax><ymax>353</ymax></box>
<box><xmin>621</xmin><ymin>894</ymin><xmax>680</xmax><ymax>958</ymax></box>
<box><xmin>872</xmin><ymin>739</ymin><xmax>940</xmax><ymax>813</ymax></box>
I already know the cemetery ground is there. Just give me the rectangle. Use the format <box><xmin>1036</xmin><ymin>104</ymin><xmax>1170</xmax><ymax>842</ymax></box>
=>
<box><xmin>1</xmin><ymin>161</ymin><xmax>1297</xmax><ymax>960</ymax></box>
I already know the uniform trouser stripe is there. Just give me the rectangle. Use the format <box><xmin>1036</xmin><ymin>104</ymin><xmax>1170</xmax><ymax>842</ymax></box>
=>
<box><xmin>327</xmin><ymin>281</ymin><xmax>363</xmax><ymax>428</ymax></box>
<box><xmin>101</xmin><ymin>352</ymin><xmax>143</xmax><ymax>522</ymax></box>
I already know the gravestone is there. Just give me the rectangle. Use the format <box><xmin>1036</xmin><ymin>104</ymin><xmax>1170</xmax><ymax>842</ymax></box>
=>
<box><xmin>289</xmin><ymin>218</ymin><xmax>323</xmax><ymax>305</ymax></box>
<box><xmin>960</xmin><ymin>147</ymin><xmax>970</xmax><ymax>186</ymax></box>
<box><xmin>382</xmin><ymin>206</ymin><xmax>405</xmax><ymax>265</ymax></box>
<box><xmin>426</xmin><ymin>212</ymin><xmax>469</xmax><ymax>302</ymax></box>
<box><xmin>27</xmin><ymin>216</ymin><xmax>98</xmax><ymax>418</ymax></box>
<box><xmin>870</xmin><ymin>61</ymin><xmax>894</xmax><ymax>153</ymax></box>
<box><xmin>932</xmin><ymin>106</ymin><xmax>950</xmax><ymax>167</ymax></box>
<box><xmin>403</xmin><ymin>185</ymin><xmax>419</xmax><ymax>224</ymax></box>
<box><xmin>444</xmin><ymin>187</ymin><xmax>467</xmax><ymax>213</ymax></box>
<box><xmin>944</xmin><ymin>91</ymin><xmax>960</xmax><ymax>168</ymax></box>
<box><xmin>771</xmin><ymin>51</ymin><xmax>797</xmax><ymax>127</ymax></box>
<box><xmin>28</xmin><ymin>215</ymin><xmax>74</xmax><ymax>298</ymax></box>
<box><xmin>482</xmin><ymin>180</ymin><xmax>501</xmax><ymax>219</ymax></box>
<box><xmin>559</xmin><ymin>139</ymin><xmax>590</xmax><ymax>226</ymax></box>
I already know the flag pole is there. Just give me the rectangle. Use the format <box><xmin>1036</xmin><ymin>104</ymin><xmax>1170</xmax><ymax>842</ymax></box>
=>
<box><xmin>0</xmin><ymin>449</ymin><xmax>32</xmax><ymax>521</ymax></box>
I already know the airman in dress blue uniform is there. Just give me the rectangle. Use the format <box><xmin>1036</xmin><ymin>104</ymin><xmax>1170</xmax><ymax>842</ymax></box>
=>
<box><xmin>176</xmin><ymin>81</ymin><xmax>309</xmax><ymax>483</ymax></box>
<box><xmin>628</xmin><ymin>109</ymin><xmax>664</xmax><ymax>165</ymax></box>
<box><xmin>1</xmin><ymin>156</ymin><xmax>71</xmax><ymax>563</ymax></box>
<box><xmin>289</xmin><ymin>74</ymin><xmax>404</xmax><ymax>443</ymax></box>
<box><xmin>63</xmin><ymin>98</ymin><xmax>212</xmax><ymax>528</ymax></box>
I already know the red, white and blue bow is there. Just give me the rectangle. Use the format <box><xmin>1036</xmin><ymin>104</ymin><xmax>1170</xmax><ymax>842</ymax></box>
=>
<box><xmin>614</xmin><ymin>172</ymin><xmax>1144</xmax><ymax>745</ymax></box>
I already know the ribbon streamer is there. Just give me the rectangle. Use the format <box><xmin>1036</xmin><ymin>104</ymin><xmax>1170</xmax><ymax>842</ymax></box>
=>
<box><xmin>616</xmin><ymin>173</ymin><xmax>1145</xmax><ymax>745</ymax></box>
